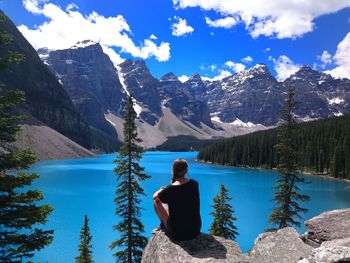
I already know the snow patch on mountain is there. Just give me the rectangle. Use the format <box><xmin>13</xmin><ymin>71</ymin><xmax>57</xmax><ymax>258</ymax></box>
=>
<box><xmin>327</xmin><ymin>97</ymin><xmax>344</xmax><ymax>105</ymax></box>
<box><xmin>230</xmin><ymin>118</ymin><xmax>256</xmax><ymax>127</ymax></box>
<box><xmin>116</xmin><ymin>65</ymin><xmax>142</xmax><ymax>116</ymax></box>
<box><xmin>211</xmin><ymin>116</ymin><xmax>258</xmax><ymax>127</ymax></box>
<box><xmin>133</xmin><ymin>103</ymin><xmax>142</xmax><ymax>117</ymax></box>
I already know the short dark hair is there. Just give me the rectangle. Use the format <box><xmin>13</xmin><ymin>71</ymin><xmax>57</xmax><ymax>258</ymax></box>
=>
<box><xmin>172</xmin><ymin>158</ymin><xmax>188</xmax><ymax>179</ymax></box>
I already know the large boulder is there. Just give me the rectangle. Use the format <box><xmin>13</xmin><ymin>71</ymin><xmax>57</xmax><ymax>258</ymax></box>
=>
<box><xmin>304</xmin><ymin>209</ymin><xmax>350</xmax><ymax>244</ymax></box>
<box><xmin>248</xmin><ymin>227</ymin><xmax>313</xmax><ymax>263</ymax></box>
<box><xmin>298</xmin><ymin>246</ymin><xmax>350</xmax><ymax>263</ymax></box>
<box><xmin>141</xmin><ymin>231</ymin><xmax>248</xmax><ymax>263</ymax></box>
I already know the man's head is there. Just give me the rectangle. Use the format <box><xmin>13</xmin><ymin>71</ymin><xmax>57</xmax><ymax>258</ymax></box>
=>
<box><xmin>172</xmin><ymin>158</ymin><xmax>188</xmax><ymax>179</ymax></box>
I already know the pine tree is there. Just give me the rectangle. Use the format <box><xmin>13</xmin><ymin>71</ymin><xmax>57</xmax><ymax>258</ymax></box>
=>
<box><xmin>269</xmin><ymin>86</ymin><xmax>310</xmax><ymax>229</ymax></box>
<box><xmin>76</xmin><ymin>215</ymin><xmax>93</xmax><ymax>263</ymax></box>
<box><xmin>0</xmin><ymin>14</ymin><xmax>54</xmax><ymax>261</ymax></box>
<box><xmin>209</xmin><ymin>184</ymin><xmax>238</xmax><ymax>240</ymax></box>
<box><xmin>110</xmin><ymin>95</ymin><xmax>150</xmax><ymax>263</ymax></box>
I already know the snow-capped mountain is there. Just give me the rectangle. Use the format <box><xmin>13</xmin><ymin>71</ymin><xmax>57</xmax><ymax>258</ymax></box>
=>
<box><xmin>203</xmin><ymin>64</ymin><xmax>284</xmax><ymax>126</ymax></box>
<box><xmin>284</xmin><ymin>65</ymin><xmax>350</xmax><ymax>119</ymax></box>
<box><xmin>37</xmin><ymin>40</ymin><xmax>350</xmax><ymax>149</ymax></box>
<box><xmin>158</xmin><ymin>72</ymin><xmax>212</xmax><ymax>127</ymax></box>
<box><xmin>38</xmin><ymin>42</ymin><xmax>125</xmax><ymax>143</ymax></box>
<box><xmin>38</xmin><ymin>42</ymin><xmax>264</xmax><ymax>148</ymax></box>
<box><xmin>185</xmin><ymin>64</ymin><xmax>349</xmax><ymax>126</ymax></box>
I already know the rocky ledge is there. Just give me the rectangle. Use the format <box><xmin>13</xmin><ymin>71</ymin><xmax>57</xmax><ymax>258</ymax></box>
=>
<box><xmin>142</xmin><ymin>209</ymin><xmax>350</xmax><ymax>263</ymax></box>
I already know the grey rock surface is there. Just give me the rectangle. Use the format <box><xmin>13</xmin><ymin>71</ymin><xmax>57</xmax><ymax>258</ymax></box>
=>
<box><xmin>298</xmin><ymin>246</ymin><xmax>350</xmax><ymax>263</ymax></box>
<box><xmin>305</xmin><ymin>209</ymin><xmax>350</xmax><ymax>244</ymax></box>
<box><xmin>142</xmin><ymin>231</ymin><xmax>248</xmax><ymax>263</ymax></box>
<box><xmin>248</xmin><ymin>227</ymin><xmax>313</xmax><ymax>263</ymax></box>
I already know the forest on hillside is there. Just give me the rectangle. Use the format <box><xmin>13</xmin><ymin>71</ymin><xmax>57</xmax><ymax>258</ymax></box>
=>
<box><xmin>198</xmin><ymin>115</ymin><xmax>350</xmax><ymax>179</ymax></box>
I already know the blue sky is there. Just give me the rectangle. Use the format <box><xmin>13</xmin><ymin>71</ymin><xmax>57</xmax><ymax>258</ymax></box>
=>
<box><xmin>1</xmin><ymin>0</ymin><xmax>350</xmax><ymax>81</ymax></box>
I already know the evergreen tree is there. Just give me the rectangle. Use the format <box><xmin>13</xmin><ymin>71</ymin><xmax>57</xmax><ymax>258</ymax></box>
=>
<box><xmin>110</xmin><ymin>95</ymin><xmax>150</xmax><ymax>263</ymax></box>
<box><xmin>269</xmin><ymin>86</ymin><xmax>310</xmax><ymax>229</ymax></box>
<box><xmin>209</xmin><ymin>184</ymin><xmax>238</xmax><ymax>240</ymax></box>
<box><xmin>76</xmin><ymin>215</ymin><xmax>93</xmax><ymax>263</ymax></box>
<box><xmin>0</xmin><ymin>14</ymin><xmax>54</xmax><ymax>262</ymax></box>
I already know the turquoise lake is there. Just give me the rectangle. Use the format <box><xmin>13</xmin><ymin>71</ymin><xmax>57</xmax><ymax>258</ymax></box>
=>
<box><xmin>28</xmin><ymin>151</ymin><xmax>350</xmax><ymax>262</ymax></box>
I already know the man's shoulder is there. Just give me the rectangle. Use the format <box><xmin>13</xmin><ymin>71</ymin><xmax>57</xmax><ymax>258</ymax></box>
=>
<box><xmin>190</xmin><ymin>179</ymin><xmax>198</xmax><ymax>184</ymax></box>
<box><xmin>189</xmin><ymin>179</ymin><xmax>199</xmax><ymax>187</ymax></box>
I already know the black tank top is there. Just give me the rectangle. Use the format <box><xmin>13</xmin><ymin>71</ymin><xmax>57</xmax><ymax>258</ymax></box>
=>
<box><xmin>158</xmin><ymin>179</ymin><xmax>201</xmax><ymax>240</ymax></box>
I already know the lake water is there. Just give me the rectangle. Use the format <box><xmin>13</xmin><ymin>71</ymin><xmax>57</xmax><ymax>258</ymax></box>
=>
<box><xmin>28</xmin><ymin>152</ymin><xmax>350</xmax><ymax>262</ymax></box>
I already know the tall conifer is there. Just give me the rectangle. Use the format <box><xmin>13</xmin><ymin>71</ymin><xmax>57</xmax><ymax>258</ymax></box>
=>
<box><xmin>0</xmin><ymin>13</ymin><xmax>54</xmax><ymax>261</ymax></box>
<box><xmin>209</xmin><ymin>184</ymin><xmax>238</xmax><ymax>240</ymax></box>
<box><xmin>269</xmin><ymin>86</ymin><xmax>310</xmax><ymax>229</ymax></box>
<box><xmin>110</xmin><ymin>95</ymin><xmax>150</xmax><ymax>263</ymax></box>
<box><xmin>76</xmin><ymin>215</ymin><xmax>93</xmax><ymax>263</ymax></box>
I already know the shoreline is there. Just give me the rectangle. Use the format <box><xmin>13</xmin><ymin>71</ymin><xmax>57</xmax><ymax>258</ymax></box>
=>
<box><xmin>195</xmin><ymin>158</ymin><xmax>350</xmax><ymax>185</ymax></box>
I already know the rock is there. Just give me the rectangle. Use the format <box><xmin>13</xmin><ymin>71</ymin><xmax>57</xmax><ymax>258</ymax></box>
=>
<box><xmin>248</xmin><ymin>227</ymin><xmax>313</xmax><ymax>263</ymax></box>
<box><xmin>141</xmin><ymin>231</ymin><xmax>248</xmax><ymax>263</ymax></box>
<box><xmin>298</xmin><ymin>246</ymin><xmax>350</xmax><ymax>263</ymax></box>
<box><xmin>305</xmin><ymin>209</ymin><xmax>350</xmax><ymax>244</ymax></box>
<box><xmin>322</xmin><ymin>237</ymin><xmax>350</xmax><ymax>248</ymax></box>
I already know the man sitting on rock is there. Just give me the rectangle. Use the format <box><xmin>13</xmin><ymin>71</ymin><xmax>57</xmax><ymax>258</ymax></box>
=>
<box><xmin>152</xmin><ymin>158</ymin><xmax>202</xmax><ymax>241</ymax></box>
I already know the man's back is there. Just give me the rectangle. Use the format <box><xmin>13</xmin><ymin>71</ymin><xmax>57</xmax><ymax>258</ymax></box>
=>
<box><xmin>158</xmin><ymin>179</ymin><xmax>201</xmax><ymax>241</ymax></box>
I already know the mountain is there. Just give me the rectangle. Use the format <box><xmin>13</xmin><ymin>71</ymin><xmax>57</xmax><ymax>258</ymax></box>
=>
<box><xmin>32</xmin><ymin>36</ymin><xmax>350</xmax><ymax>150</ymax></box>
<box><xmin>118</xmin><ymin>59</ymin><xmax>162</xmax><ymax>125</ymax></box>
<box><xmin>284</xmin><ymin>65</ymin><xmax>350</xmax><ymax>120</ymax></box>
<box><xmin>38</xmin><ymin>45</ymin><xmax>262</xmax><ymax>149</ymax></box>
<box><xmin>0</xmin><ymin>11</ymin><xmax>95</xmax><ymax>154</ymax></box>
<box><xmin>159</xmin><ymin>72</ymin><xmax>212</xmax><ymax>127</ymax></box>
<box><xmin>14</xmin><ymin>112</ymin><xmax>96</xmax><ymax>160</ymax></box>
<box><xmin>186</xmin><ymin>64</ymin><xmax>350</xmax><ymax>126</ymax></box>
<box><xmin>202</xmin><ymin>64</ymin><xmax>284</xmax><ymax>126</ymax></box>
<box><xmin>38</xmin><ymin>41</ymin><xmax>125</xmax><ymax>147</ymax></box>
<box><xmin>184</xmin><ymin>73</ymin><xmax>208</xmax><ymax>101</ymax></box>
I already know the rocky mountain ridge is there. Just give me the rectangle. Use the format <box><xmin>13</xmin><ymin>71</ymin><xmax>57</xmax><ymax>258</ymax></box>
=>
<box><xmin>39</xmin><ymin>42</ymin><xmax>266</xmax><ymax>149</ymax></box>
<box><xmin>203</xmin><ymin>64</ymin><xmax>350</xmax><ymax>126</ymax></box>
<box><xmin>37</xmin><ymin>39</ymin><xmax>350</xmax><ymax>149</ymax></box>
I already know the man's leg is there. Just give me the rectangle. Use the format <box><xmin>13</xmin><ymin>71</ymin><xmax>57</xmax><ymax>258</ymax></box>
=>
<box><xmin>153</xmin><ymin>199</ymin><xmax>169</xmax><ymax>225</ymax></box>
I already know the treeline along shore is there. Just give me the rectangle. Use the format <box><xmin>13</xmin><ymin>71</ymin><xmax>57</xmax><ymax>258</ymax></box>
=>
<box><xmin>198</xmin><ymin>115</ymin><xmax>350</xmax><ymax>179</ymax></box>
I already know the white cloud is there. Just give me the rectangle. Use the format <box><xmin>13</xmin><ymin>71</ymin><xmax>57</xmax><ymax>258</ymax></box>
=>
<box><xmin>317</xmin><ymin>50</ymin><xmax>332</xmax><ymax>69</ymax></box>
<box><xmin>224</xmin><ymin>60</ymin><xmax>246</xmax><ymax>72</ymax></box>
<box><xmin>205</xmin><ymin>16</ymin><xmax>238</xmax><ymax>28</ymax></box>
<box><xmin>202</xmin><ymin>69</ymin><xmax>232</xmax><ymax>81</ymax></box>
<box><xmin>209</xmin><ymin>64</ymin><xmax>217</xmax><ymax>71</ymax></box>
<box><xmin>264</xmin><ymin>47</ymin><xmax>271</xmax><ymax>53</ymax></box>
<box><xmin>171</xmin><ymin>16</ymin><xmax>194</xmax><ymax>37</ymax></box>
<box><xmin>241</xmin><ymin>56</ymin><xmax>253</xmax><ymax>63</ymax></box>
<box><xmin>173</xmin><ymin>0</ymin><xmax>350</xmax><ymax>39</ymax></box>
<box><xmin>178</xmin><ymin>75</ymin><xmax>189</xmax><ymax>82</ymax></box>
<box><xmin>149</xmin><ymin>34</ymin><xmax>158</xmax><ymax>40</ymax></box>
<box><xmin>101</xmin><ymin>45</ymin><xmax>124</xmax><ymax>67</ymax></box>
<box><xmin>270</xmin><ymin>55</ymin><xmax>300</xmax><ymax>81</ymax></box>
<box><xmin>19</xmin><ymin>0</ymin><xmax>170</xmax><ymax>62</ymax></box>
<box><xmin>326</xmin><ymin>32</ymin><xmax>350</xmax><ymax>79</ymax></box>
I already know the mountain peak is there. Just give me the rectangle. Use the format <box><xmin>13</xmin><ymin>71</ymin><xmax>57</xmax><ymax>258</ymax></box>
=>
<box><xmin>189</xmin><ymin>73</ymin><xmax>202</xmax><ymax>80</ymax></box>
<box><xmin>250</xmin><ymin>63</ymin><xmax>269</xmax><ymax>73</ymax></box>
<box><xmin>71</xmin><ymin>40</ymin><xmax>99</xmax><ymax>49</ymax></box>
<box><xmin>160</xmin><ymin>72</ymin><xmax>179</xmax><ymax>82</ymax></box>
<box><xmin>289</xmin><ymin>64</ymin><xmax>322</xmax><ymax>80</ymax></box>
